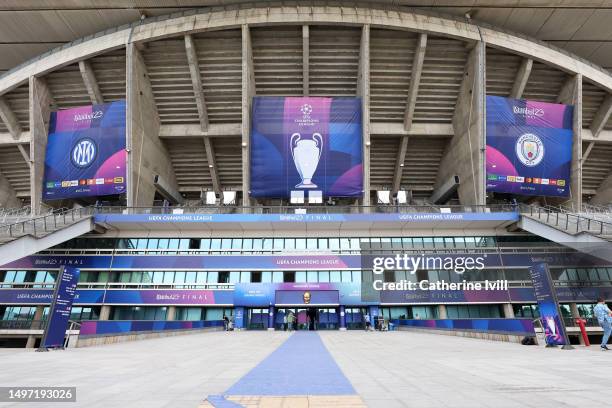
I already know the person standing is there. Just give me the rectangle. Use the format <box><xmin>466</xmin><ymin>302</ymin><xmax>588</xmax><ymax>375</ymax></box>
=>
<box><xmin>283</xmin><ymin>313</ymin><xmax>288</xmax><ymax>331</ymax></box>
<box><xmin>223</xmin><ymin>315</ymin><xmax>229</xmax><ymax>331</ymax></box>
<box><xmin>364</xmin><ymin>312</ymin><xmax>371</xmax><ymax>331</ymax></box>
<box><xmin>594</xmin><ymin>297</ymin><xmax>612</xmax><ymax>351</ymax></box>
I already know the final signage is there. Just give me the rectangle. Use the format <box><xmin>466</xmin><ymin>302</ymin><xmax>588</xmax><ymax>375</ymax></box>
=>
<box><xmin>486</xmin><ymin>96</ymin><xmax>573</xmax><ymax>197</ymax></box>
<box><xmin>250</xmin><ymin>97</ymin><xmax>363</xmax><ymax>198</ymax></box>
<box><xmin>40</xmin><ymin>266</ymin><xmax>80</xmax><ymax>349</ymax></box>
<box><xmin>529</xmin><ymin>263</ymin><xmax>572</xmax><ymax>347</ymax></box>
<box><xmin>43</xmin><ymin>101</ymin><xmax>126</xmax><ymax>200</ymax></box>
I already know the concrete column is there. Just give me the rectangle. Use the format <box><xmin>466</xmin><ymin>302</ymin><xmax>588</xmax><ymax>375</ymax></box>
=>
<box><xmin>29</xmin><ymin>76</ymin><xmax>52</xmax><ymax>215</ymax></box>
<box><xmin>592</xmin><ymin>174</ymin><xmax>612</xmax><ymax>205</ymax></box>
<box><xmin>126</xmin><ymin>43</ymin><xmax>178</xmax><ymax>207</ymax></box>
<box><xmin>435</xmin><ymin>42</ymin><xmax>485</xmax><ymax>206</ymax></box>
<box><xmin>503</xmin><ymin>303</ymin><xmax>515</xmax><ymax>318</ymax></box>
<box><xmin>437</xmin><ymin>304</ymin><xmax>447</xmax><ymax>319</ymax></box>
<box><xmin>557</xmin><ymin>74</ymin><xmax>582</xmax><ymax>210</ymax></box>
<box><xmin>166</xmin><ymin>306</ymin><xmax>176</xmax><ymax>321</ymax></box>
<box><xmin>99</xmin><ymin>305</ymin><xmax>111</xmax><ymax>321</ymax></box>
<box><xmin>0</xmin><ymin>171</ymin><xmax>21</xmax><ymax>208</ymax></box>
<box><xmin>25</xmin><ymin>305</ymin><xmax>45</xmax><ymax>348</ymax></box>
<box><xmin>358</xmin><ymin>24</ymin><xmax>371</xmax><ymax>207</ymax></box>
<box><xmin>241</xmin><ymin>25</ymin><xmax>255</xmax><ymax>207</ymax></box>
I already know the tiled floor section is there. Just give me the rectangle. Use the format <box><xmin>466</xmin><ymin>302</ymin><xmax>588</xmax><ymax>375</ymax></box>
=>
<box><xmin>206</xmin><ymin>332</ymin><xmax>365</xmax><ymax>407</ymax></box>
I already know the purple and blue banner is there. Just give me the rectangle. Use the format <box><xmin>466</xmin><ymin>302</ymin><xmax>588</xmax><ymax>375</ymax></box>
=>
<box><xmin>41</xmin><ymin>266</ymin><xmax>80</xmax><ymax>349</ymax></box>
<box><xmin>486</xmin><ymin>96</ymin><xmax>573</xmax><ymax>197</ymax></box>
<box><xmin>234</xmin><ymin>282</ymin><xmax>370</xmax><ymax>307</ymax></box>
<box><xmin>391</xmin><ymin>318</ymin><xmax>535</xmax><ymax>336</ymax></box>
<box><xmin>43</xmin><ymin>101</ymin><xmax>127</xmax><ymax>200</ymax></box>
<box><xmin>79</xmin><ymin>319</ymin><xmax>224</xmax><ymax>337</ymax></box>
<box><xmin>250</xmin><ymin>97</ymin><xmax>363</xmax><ymax>198</ymax></box>
<box><xmin>530</xmin><ymin>263</ymin><xmax>570</xmax><ymax>346</ymax></box>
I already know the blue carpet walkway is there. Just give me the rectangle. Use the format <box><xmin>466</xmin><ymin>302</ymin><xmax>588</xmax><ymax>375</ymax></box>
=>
<box><xmin>224</xmin><ymin>332</ymin><xmax>355</xmax><ymax>396</ymax></box>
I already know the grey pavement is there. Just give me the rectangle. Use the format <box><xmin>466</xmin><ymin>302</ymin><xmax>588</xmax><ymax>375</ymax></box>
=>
<box><xmin>0</xmin><ymin>330</ymin><xmax>610</xmax><ymax>408</ymax></box>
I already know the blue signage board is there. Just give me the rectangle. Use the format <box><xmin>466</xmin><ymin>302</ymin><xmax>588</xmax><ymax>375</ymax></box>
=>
<box><xmin>529</xmin><ymin>263</ymin><xmax>571</xmax><ymax>347</ymax></box>
<box><xmin>250</xmin><ymin>97</ymin><xmax>363</xmax><ymax>198</ymax></box>
<box><xmin>43</xmin><ymin>101</ymin><xmax>127</xmax><ymax>200</ymax></box>
<box><xmin>40</xmin><ymin>266</ymin><xmax>80</xmax><ymax>349</ymax></box>
<box><xmin>486</xmin><ymin>96</ymin><xmax>573</xmax><ymax>197</ymax></box>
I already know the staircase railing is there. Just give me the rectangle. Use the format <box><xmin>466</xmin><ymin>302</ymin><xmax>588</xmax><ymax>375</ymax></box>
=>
<box><xmin>521</xmin><ymin>204</ymin><xmax>612</xmax><ymax>237</ymax></box>
<box><xmin>0</xmin><ymin>206</ymin><xmax>95</xmax><ymax>240</ymax></box>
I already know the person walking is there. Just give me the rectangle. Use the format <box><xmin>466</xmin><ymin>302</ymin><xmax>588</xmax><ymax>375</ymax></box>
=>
<box><xmin>364</xmin><ymin>312</ymin><xmax>371</xmax><ymax>331</ymax></box>
<box><xmin>287</xmin><ymin>312</ymin><xmax>295</xmax><ymax>331</ymax></box>
<box><xmin>223</xmin><ymin>315</ymin><xmax>229</xmax><ymax>331</ymax></box>
<box><xmin>283</xmin><ymin>313</ymin><xmax>288</xmax><ymax>331</ymax></box>
<box><xmin>594</xmin><ymin>297</ymin><xmax>612</xmax><ymax>351</ymax></box>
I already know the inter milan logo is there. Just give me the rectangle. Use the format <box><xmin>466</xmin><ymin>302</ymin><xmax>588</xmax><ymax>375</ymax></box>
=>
<box><xmin>515</xmin><ymin>133</ymin><xmax>544</xmax><ymax>167</ymax></box>
<box><xmin>71</xmin><ymin>138</ymin><xmax>97</xmax><ymax>168</ymax></box>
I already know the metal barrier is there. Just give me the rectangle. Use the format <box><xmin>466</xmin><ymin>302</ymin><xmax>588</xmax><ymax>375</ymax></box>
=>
<box><xmin>0</xmin><ymin>207</ymin><xmax>95</xmax><ymax>240</ymax></box>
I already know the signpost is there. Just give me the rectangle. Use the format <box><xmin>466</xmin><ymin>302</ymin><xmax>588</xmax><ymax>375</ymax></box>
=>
<box><xmin>529</xmin><ymin>263</ymin><xmax>573</xmax><ymax>349</ymax></box>
<box><xmin>38</xmin><ymin>266</ymin><xmax>80</xmax><ymax>351</ymax></box>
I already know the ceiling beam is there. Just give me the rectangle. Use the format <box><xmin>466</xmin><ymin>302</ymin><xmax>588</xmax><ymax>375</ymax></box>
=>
<box><xmin>78</xmin><ymin>60</ymin><xmax>104</xmax><ymax>105</ymax></box>
<box><xmin>556</xmin><ymin>76</ymin><xmax>577</xmax><ymax>104</ymax></box>
<box><xmin>303</xmin><ymin>25</ymin><xmax>309</xmax><ymax>96</ymax></box>
<box><xmin>0</xmin><ymin>96</ymin><xmax>30</xmax><ymax>167</ymax></box>
<box><xmin>370</xmin><ymin>122</ymin><xmax>453</xmax><ymax>136</ymax></box>
<box><xmin>509</xmin><ymin>57</ymin><xmax>532</xmax><ymax>99</ymax></box>
<box><xmin>590</xmin><ymin>93</ymin><xmax>612</xmax><ymax>138</ymax></box>
<box><xmin>185</xmin><ymin>34</ymin><xmax>220</xmax><ymax>194</ymax></box>
<box><xmin>0</xmin><ymin>131</ymin><xmax>30</xmax><ymax>145</ymax></box>
<box><xmin>403</xmin><ymin>33</ymin><xmax>427</xmax><ymax>131</ymax></box>
<box><xmin>184</xmin><ymin>34</ymin><xmax>209</xmax><ymax>132</ymax></box>
<box><xmin>159</xmin><ymin>123</ymin><xmax>241</xmax><ymax>138</ymax></box>
<box><xmin>392</xmin><ymin>136</ymin><xmax>409</xmax><ymax>194</ymax></box>
<box><xmin>582</xmin><ymin>141</ymin><xmax>595</xmax><ymax>164</ymax></box>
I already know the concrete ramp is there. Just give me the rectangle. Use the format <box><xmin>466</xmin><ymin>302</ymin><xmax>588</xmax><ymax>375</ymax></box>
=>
<box><xmin>519</xmin><ymin>215</ymin><xmax>612</xmax><ymax>263</ymax></box>
<box><xmin>0</xmin><ymin>217</ymin><xmax>97</xmax><ymax>266</ymax></box>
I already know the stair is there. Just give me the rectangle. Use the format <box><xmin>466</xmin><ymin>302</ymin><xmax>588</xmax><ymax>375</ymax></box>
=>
<box><xmin>518</xmin><ymin>205</ymin><xmax>612</xmax><ymax>263</ymax></box>
<box><xmin>0</xmin><ymin>207</ymin><xmax>103</xmax><ymax>266</ymax></box>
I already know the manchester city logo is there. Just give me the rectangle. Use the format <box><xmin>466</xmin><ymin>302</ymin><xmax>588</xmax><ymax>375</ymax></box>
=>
<box><xmin>515</xmin><ymin>133</ymin><xmax>544</xmax><ymax>167</ymax></box>
<box><xmin>71</xmin><ymin>138</ymin><xmax>98</xmax><ymax>168</ymax></box>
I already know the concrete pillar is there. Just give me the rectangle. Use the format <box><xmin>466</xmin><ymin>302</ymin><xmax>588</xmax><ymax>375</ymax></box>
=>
<box><xmin>99</xmin><ymin>305</ymin><xmax>111</xmax><ymax>321</ymax></box>
<box><xmin>241</xmin><ymin>25</ymin><xmax>255</xmax><ymax>207</ymax></box>
<box><xmin>592</xmin><ymin>174</ymin><xmax>612</xmax><ymax>205</ymax></box>
<box><xmin>25</xmin><ymin>305</ymin><xmax>45</xmax><ymax>348</ymax></box>
<box><xmin>126</xmin><ymin>43</ymin><xmax>178</xmax><ymax>207</ymax></box>
<box><xmin>166</xmin><ymin>306</ymin><xmax>176</xmax><ymax>321</ymax></box>
<box><xmin>557</xmin><ymin>74</ymin><xmax>582</xmax><ymax>210</ymax></box>
<box><xmin>435</xmin><ymin>42</ymin><xmax>485</xmax><ymax>206</ymax></box>
<box><xmin>29</xmin><ymin>77</ymin><xmax>52</xmax><ymax>215</ymax></box>
<box><xmin>503</xmin><ymin>303</ymin><xmax>515</xmax><ymax>318</ymax></box>
<box><xmin>358</xmin><ymin>24</ymin><xmax>371</xmax><ymax>207</ymax></box>
<box><xmin>0</xmin><ymin>171</ymin><xmax>21</xmax><ymax>208</ymax></box>
<box><xmin>437</xmin><ymin>304</ymin><xmax>447</xmax><ymax>319</ymax></box>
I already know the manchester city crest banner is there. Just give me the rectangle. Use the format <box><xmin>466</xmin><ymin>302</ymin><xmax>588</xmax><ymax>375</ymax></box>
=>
<box><xmin>486</xmin><ymin>96</ymin><xmax>573</xmax><ymax>197</ymax></box>
<box><xmin>43</xmin><ymin>101</ymin><xmax>127</xmax><ymax>200</ymax></box>
<box><xmin>250</xmin><ymin>97</ymin><xmax>363</xmax><ymax>198</ymax></box>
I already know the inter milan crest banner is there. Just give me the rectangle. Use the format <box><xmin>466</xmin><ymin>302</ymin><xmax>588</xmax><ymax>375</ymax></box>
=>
<box><xmin>250</xmin><ymin>97</ymin><xmax>363</xmax><ymax>198</ymax></box>
<box><xmin>486</xmin><ymin>96</ymin><xmax>573</xmax><ymax>197</ymax></box>
<box><xmin>43</xmin><ymin>101</ymin><xmax>127</xmax><ymax>200</ymax></box>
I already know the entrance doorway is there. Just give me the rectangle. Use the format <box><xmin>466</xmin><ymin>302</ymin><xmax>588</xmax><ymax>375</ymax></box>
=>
<box><xmin>275</xmin><ymin>307</ymin><xmax>339</xmax><ymax>330</ymax></box>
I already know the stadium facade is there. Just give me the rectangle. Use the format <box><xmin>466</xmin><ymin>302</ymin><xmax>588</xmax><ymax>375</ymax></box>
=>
<box><xmin>0</xmin><ymin>2</ymin><xmax>611</xmax><ymax>347</ymax></box>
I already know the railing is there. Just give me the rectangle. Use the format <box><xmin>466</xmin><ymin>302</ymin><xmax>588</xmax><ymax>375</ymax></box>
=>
<box><xmin>93</xmin><ymin>203</ymin><xmax>518</xmax><ymax>216</ymax></box>
<box><xmin>521</xmin><ymin>204</ymin><xmax>612</xmax><ymax>237</ymax></box>
<box><xmin>0</xmin><ymin>206</ymin><xmax>95</xmax><ymax>240</ymax></box>
<box><xmin>0</xmin><ymin>319</ymin><xmax>45</xmax><ymax>330</ymax></box>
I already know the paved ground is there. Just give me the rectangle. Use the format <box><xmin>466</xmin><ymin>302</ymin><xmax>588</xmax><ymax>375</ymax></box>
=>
<box><xmin>0</xmin><ymin>330</ymin><xmax>611</xmax><ymax>408</ymax></box>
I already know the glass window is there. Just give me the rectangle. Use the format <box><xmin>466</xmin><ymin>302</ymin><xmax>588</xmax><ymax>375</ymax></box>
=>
<box><xmin>261</xmin><ymin>271</ymin><xmax>272</xmax><ymax>283</ymax></box>
<box><xmin>232</xmin><ymin>238</ymin><xmax>242</xmax><ymax>249</ymax></box>
<box><xmin>352</xmin><ymin>271</ymin><xmax>361</xmax><ymax>283</ymax></box>
<box><xmin>240</xmin><ymin>271</ymin><xmax>251</xmax><ymax>283</ymax></box>
<box><xmin>296</xmin><ymin>238</ymin><xmax>306</xmax><ymax>250</ymax></box>
<box><xmin>318</xmin><ymin>238</ymin><xmax>328</xmax><ymax>249</ymax></box>
<box><xmin>200</xmin><ymin>239</ymin><xmax>211</xmax><ymax>250</ymax></box>
<box><xmin>163</xmin><ymin>272</ymin><xmax>175</xmax><ymax>284</ymax></box>
<box><xmin>252</xmin><ymin>239</ymin><xmax>263</xmax><ymax>250</ymax></box>
<box><xmin>319</xmin><ymin>271</ymin><xmax>330</xmax><ymax>282</ymax></box>
<box><xmin>285</xmin><ymin>239</ymin><xmax>295</xmax><ymax>250</ymax></box>
<box><xmin>210</xmin><ymin>239</ymin><xmax>221</xmax><ymax>250</ymax></box>
<box><xmin>174</xmin><ymin>271</ymin><xmax>186</xmax><ymax>284</ymax></box>
<box><xmin>307</xmin><ymin>239</ymin><xmax>317</xmax><ymax>250</ymax></box>
<box><xmin>196</xmin><ymin>272</ymin><xmax>207</xmax><ymax>283</ymax></box>
<box><xmin>147</xmin><ymin>239</ymin><xmax>159</xmax><ymax>250</ymax></box>
<box><xmin>329</xmin><ymin>239</ymin><xmax>340</xmax><ymax>251</ymax></box>
<box><xmin>229</xmin><ymin>272</ymin><xmax>241</xmax><ymax>283</ymax></box>
<box><xmin>262</xmin><ymin>239</ymin><xmax>273</xmax><ymax>250</ymax></box>
<box><xmin>341</xmin><ymin>271</ymin><xmax>352</xmax><ymax>282</ymax></box>
<box><xmin>185</xmin><ymin>271</ymin><xmax>197</xmax><ymax>284</ymax></box>
<box><xmin>330</xmin><ymin>271</ymin><xmax>341</xmax><ymax>282</ymax></box>
<box><xmin>243</xmin><ymin>239</ymin><xmax>253</xmax><ymax>250</ymax></box>
<box><xmin>273</xmin><ymin>238</ymin><xmax>284</xmax><ymax>250</ymax></box>
<box><xmin>157</xmin><ymin>239</ymin><xmax>169</xmax><ymax>249</ymax></box>
<box><xmin>295</xmin><ymin>271</ymin><xmax>306</xmax><ymax>282</ymax></box>
<box><xmin>307</xmin><ymin>271</ymin><xmax>318</xmax><ymax>282</ymax></box>
<box><xmin>221</xmin><ymin>239</ymin><xmax>232</xmax><ymax>250</ymax></box>
<box><xmin>207</xmin><ymin>271</ymin><xmax>218</xmax><ymax>283</ymax></box>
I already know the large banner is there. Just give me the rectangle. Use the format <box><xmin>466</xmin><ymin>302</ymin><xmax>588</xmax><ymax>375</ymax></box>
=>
<box><xmin>40</xmin><ymin>266</ymin><xmax>79</xmax><ymax>349</ymax></box>
<box><xmin>43</xmin><ymin>101</ymin><xmax>126</xmax><ymax>200</ymax></box>
<box><xmin>250</xmin><ymin>97</ymin><xmax>363</xmax><ymax>198</ymax></box>
<box><xmin>486</xmin><ymin>96</ymin><xmax>573</xmax><ymax>197</ymax></box>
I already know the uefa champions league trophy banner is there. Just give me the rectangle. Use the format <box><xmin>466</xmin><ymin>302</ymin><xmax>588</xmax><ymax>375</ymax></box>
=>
<box><xmin>43</xmin><ymin>101</ymin><xmax>127</xmax><ymax>200</ymax></box>
<box><xmin>39</xmin><ymin>266</ymin><xmax>80</xmax><ymax>350</ymax></box>
<box><xmin>250</xmin><ymin>97</ymin><xmax>363</xmax><ymax>198</ymax></box>
<box><xmin>486</xmin><ymin>96</ymin><xmax>573</xmax><ymax>197</ymax></box>
<box><xmin>529</xmin><ymin>263</ymin><xmax>572</xmax><ymax>348</ymax></box>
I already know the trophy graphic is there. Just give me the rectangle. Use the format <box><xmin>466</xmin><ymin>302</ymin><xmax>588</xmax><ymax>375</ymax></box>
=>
<box><xmin>290</xmin><ymin>132</ymin><xmax>323</xmax><ymax>188</ymax></box>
